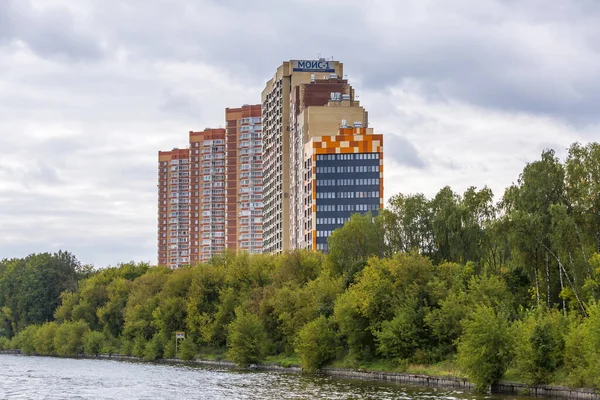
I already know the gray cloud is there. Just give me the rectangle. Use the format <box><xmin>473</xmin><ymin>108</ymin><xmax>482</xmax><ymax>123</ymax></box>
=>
<box><xmin>0</xmin><ymin>0</ymin><xmax>103</xmax><ymax>61</ymax></box>
<box><xmin>383</xmin><ymin>134</ymin><xmax>428</xmax><ymax>169</ymax></box>
<box><xmin>160</xmin><ymin>90</ymin><xmax>202</xmax><ymax>117</ymax></box>
<box><xmin>73</xmin><ymin>0</ymin><xmax>600</xmax><ymax>126</ymax></box>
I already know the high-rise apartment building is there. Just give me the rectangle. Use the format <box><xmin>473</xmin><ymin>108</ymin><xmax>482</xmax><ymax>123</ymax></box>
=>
<box><xmin>158</xmin><ymin>148</ymin><xmax>191</xmax><ymax>269</ymax></box>
<box><xmin>158</xmin><ymin>106</ymin><xmax>263</xmax><ymax>268</ymax></box>
<box><xmin>225</xmin><ymin>105</ymin><xmax>264</xmax><ymax>254</ymax></box>
<box><xmin>261</xmin><ymin>59</ymin><xmax>344</xmax><ymax>253</ymax></box>
<box><xmin>289</xmin><ymin>76</ymin><xmax>372</xmax><ymax>249</ymax></box>
<box><xmin>189</xmin><ymin>128</ymin><xmax>227</xmax><ymax>263</ymax></box>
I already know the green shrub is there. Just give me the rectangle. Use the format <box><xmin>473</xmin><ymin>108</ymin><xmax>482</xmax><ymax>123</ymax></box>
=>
<box><xmin>132</xmin><ymin>337</ymin><xmax>147</xmax><ymax>358</ymax></box>
<box><xmin>34</xmin><ymin>322</ymin><xmax>59</xmax><ymax>355</ymax></box>
<box><xmin>0</xmin><ymin>336</ymin><xmax>10</xmax><ymax>350</ymax></box>
<box><xmin>101</xmin><ymin>335</ymin><xmax>120</xmax><ymax>355</ymax></box>
<box><xmin>179</xmin><ymin>338</ymin><xmax>198</xmax><ymax>361</ymax></box>
<box><xmin>144</xmin><ymin>335</ymin><xmax>163</xmax><ymax>360</ymax></box>
<box><xmin>120</xmin><ymin>339</ymin><xmax>133</xmax><ymax>356</ymax></box>
<box><xmin>375</xmin><ymin>304</ymin><xmax>422</xmax><ymax>361</ymax></box>
<box><xmin>294</xmin><ymin>316</ymin><xmax>337</xmax><ymax>372</ymax></box>
<box><xmin>511</xmin><ymin>309</ymin><xmax>567</xmax><ymax>385</ymax></box>
<box><xmin>163</xmin><ymin>338</ymin><xmax>176</xmax><ymax>359</ymax></box>
<box><xmin>226</xmin><ymin>308</ymin><xmax>267</xmax><ymax>367</ymax></box>
<box><xmin>53</xmin><ymin>320</ymin><xmax>90</xmax><ymax>356</ymax></box>
<box><xmin>15</xmin><ymin>325</ymin><xmax>40</xmax><ymax>355</ymax></box>
<box><xmin>84</xmin><ymin>331</ymin><xmax>105</xmax><ymax>356</ymax></box>
<box><xmin>457</xmin><ymin>306</ymin><xmax>513</xmax><ymax>392</ymax></box>
<box><xmin>564</xmin><ymin>303</ymin><xmax>600</xmax><ymax>388</ymax></box>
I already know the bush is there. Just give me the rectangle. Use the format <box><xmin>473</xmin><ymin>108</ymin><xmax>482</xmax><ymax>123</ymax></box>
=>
<box><xmin>511</xmin><ymin>309</ymin><xmax>567</xmax><ymax>385</ymax></box>
<box><xmin>34</xmin><ymin>322</ymin><xmax>59</xmax><ymax>355</ymax></box>
<box><xmin>144</xmin><ymin>335</ymin><xmax>164</xmax><ymax>360</ymax></box>
<box><xmin>456</xmin><ymin>306</ymin><xmax>513</xmax><ymax>392</ymax></box>
<box><xmin>84</xmin><ymin>331</ymin><xmax>105</xmax><ymax>356</ymax></box>
<box><xmin>54</xmin><ymin>320</ymin><xmax>90</xmax><ymax>356</ymax></box>
<box><xmin>120</xmin><ymin>339</ymin><xmax>133</xmax><ymax>356</ymax></box>
<box><xmin>375</xmin><ymin>303</ymin><xmax>422</xmax><ymax>361</ymax></box>
<box><xmin>101</xmin><ymin>335</ymin><xmax>121</xmax><ymax>355</ymax></box>
<box><xmin>15</xmin><ymin>325</ymin><xmax>40</xmax><ymax>355</ymax></box>
<box><xmin>564</xmin><ymin>303</ymin><xmax>600</xmax><ymax>388</ymax></box>
<box><xmin>179</xmin><ymin>338</ymin><xmax>198</xmax><ymax>361</ymax></box>
<box><xmin>0</xmin><ymin>336</ymin><xmax>10</xmax><ymax>350</ymax></box>
<box><xmin>163</xmin><ymin>338</ymin><xmax>176</xmax><ymax>359</ymax></box>
<box><xmin>294</xmin><ymin>316</ymin><xmax>337</xmax><ymax>373</ymax></box>
<box><xmin>132</xmin><ymin>337</ymin><xmax>147</xmax><ymax>358</ymax></box>
<box><xmin>226</xmin><ymin>308</ymin><xmax>267</xmax><ymax>367</ymax></box>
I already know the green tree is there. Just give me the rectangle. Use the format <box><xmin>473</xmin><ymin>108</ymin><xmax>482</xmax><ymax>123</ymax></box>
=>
<box><xmin>143</xmin><ymin>334</ymin><xmax>164</xmax><ymax>360</ymax></box>
<box><xmin>53</xmin><ymin>320</ymin><xmax>90</xmax><ymax>356</ymax></box>
<box><xmin>14</xmin><ymin>324</ymin><xmax>40</xmax><ymax>355</ymax></box>
<box><xmin>84</xmin><ymin>331</ymin><xmax>105</xmax><ymax>356</ymax></box>
<box><xmin>34</xmin><ymin>322</ymin><xmax>59</xmax><ymax>355</ymax></box>
<box><xmin>456</xmin><ymin>306</ymin><xmax>513</xmax><ymax>392</ymax></box>
<box><xmin>0</xmin><ymin>252</ymin><xmax>82</xmax><ymax>334</ymax></box>
<box><xmin>511</xmin><ymin>309</ymin><xmax>567</xmax><ymax>384</ymax></box>
<box><xmin>226</xmin><ymin>308</ymin><xmax>267</xmax><ymax>367</ymax></box>
<box><xmin>294</xmin><ymin>316</ymin><xmax>337</xmax><ymax>372</ymax></box>
<box><xmin>327</xmin><ymin>212</ymin><xmax>388</xmax><ymax>278</ymax></box>
<box><xmin>179</xmin><ymin>337</ymin><xmax>198</xmax><ymax>361</ymax></box>
<box><xmin>380</xmin><ymin>193</ymin><xmax>434</xmax><ymax>256</ymax></box>
<box><xmin>375</xmin><ymin>299</ymin><xmax>425</xmax><ymax>362</ymax></box>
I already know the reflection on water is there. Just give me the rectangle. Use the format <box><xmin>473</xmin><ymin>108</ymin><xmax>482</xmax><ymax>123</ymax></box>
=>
<box><xmin>0</xmin><ymin>354</ymin><xmax>526</xmax><ymax>400</ymax></box>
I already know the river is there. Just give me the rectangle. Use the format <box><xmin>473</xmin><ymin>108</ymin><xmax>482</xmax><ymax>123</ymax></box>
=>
<box><xmin>0</xmin><ymin>354</ymin><xmax>525</xmax><ymax>399</ymax></box>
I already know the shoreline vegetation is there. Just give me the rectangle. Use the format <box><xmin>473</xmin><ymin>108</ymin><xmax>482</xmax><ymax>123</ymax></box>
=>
<box><xmin>2</xmin><ymin>142</ymin><xmax>600</xmax><ymax>394</ymax></box>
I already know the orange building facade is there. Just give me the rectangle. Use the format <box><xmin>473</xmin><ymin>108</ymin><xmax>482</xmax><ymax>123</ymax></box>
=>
<box><xmin>157</xmin><ymin>148</ymin><xmax>191</xmax><ymax>268</ymax></box>
<box><xmin>225</xmin><ymin>105</ymin><xmax>263</xmax><ymax>254</ymax></box>
<box><xmin>158</xmin><ymin>106</ymin><xmax>263</xmax><ymax>268</ymax></box>
<box><xmin>304</xmin><ymin>125</ymin><xmax>384</xmax><ymax>252</ymax></box>
<box><xmin>189</xmin><ymin>128</ymin><xmax>227</xmax><ymax>263</ymax></box>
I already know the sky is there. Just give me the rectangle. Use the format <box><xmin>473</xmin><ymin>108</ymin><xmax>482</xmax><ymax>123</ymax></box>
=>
<box><xmin>1</xmin><ymin>0</ymin><xmax>599</xmax><ymax>267</ymax></box>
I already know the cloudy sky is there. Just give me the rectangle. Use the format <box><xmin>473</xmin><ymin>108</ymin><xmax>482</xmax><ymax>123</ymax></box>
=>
<box><xmin>1</xmin><ymin>0</ymin><xmax>598</xmax><ymax>267</ymax></box>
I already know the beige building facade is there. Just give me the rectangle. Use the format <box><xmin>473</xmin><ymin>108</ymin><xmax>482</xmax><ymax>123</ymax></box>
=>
<box><xmin>261</xmin><ymin>59</ymin><xmax>344</xmax><ymax>253</ymax></box>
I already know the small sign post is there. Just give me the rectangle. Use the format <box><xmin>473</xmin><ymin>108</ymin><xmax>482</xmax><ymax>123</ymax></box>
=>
<box><xmin>175</xmin><ymin>331</ymin><xmax>185</xmax><ymax>354</ymax></box>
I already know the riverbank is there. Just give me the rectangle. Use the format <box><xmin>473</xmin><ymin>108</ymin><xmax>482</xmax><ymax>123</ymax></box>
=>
<box><xmin>2</xmin><ymin>350</ymin><xmax>598</xmax><ymax>399</ymax></box>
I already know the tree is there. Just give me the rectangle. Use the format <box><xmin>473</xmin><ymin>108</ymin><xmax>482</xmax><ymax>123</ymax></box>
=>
<box><xmin>84</xmin><ymin>331</ymin><xmax>105</xmax><ymax>356</ymax></box>
<box><xmin>511</xmin><ymin>308</ymin><xmax>567</xmax><ymax>384</ymax></box>
<box><xmin>327</xmin><ymin>212</ymin><xmax>388</xmax><ymax>278</ymax></box>
<box><xmin>294</xmin><ymin>316</ymin><xmax>338</xmax><ymax>372</ymax></box>
<box><xmin>0</xmin><ymin>252</ymin><xmax>82</xmax><ymax>334</ymax></box>
<box><xmin>226</xmin><ymin>308</ymin><xmax>267</xmax><ymax>367</ymax></box>
<box><xmin>53</xmin><ymin>320</ymin><xmax>90</xmax><ymax>356</ymax></box>
<box><xmin>456</xmin><ymin>306</ymin><xmax>513</xmax><ymax>392</ymax></box>
<box><xmin>380</xmin><ymin>193</ymin><xmax>434</xmax><ymax>256</ymax></box>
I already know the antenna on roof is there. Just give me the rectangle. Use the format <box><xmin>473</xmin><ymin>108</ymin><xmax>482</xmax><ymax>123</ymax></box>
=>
<box><xmin>317</xmin><ymin>52</ymin><xmax>321</xmax><ymax>59</ymax></box>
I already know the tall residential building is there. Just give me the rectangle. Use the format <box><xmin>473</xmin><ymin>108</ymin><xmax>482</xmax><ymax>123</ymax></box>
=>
<box><xmin>189</xmin><ymin>128</ymin><xmax>227</xmax><ymax>263</ymax></box>
<box><xmin>261</xmin><ymin>59</ymin><xmax>344</xmax><ymax>253</ymax></box>
<box><xmin>305</xmin><ymin>124</ymin><xmax>384</xmax><ymax>252</ymax></box>
<box><xmin>225</xmin><ymin>105</ymin><xmax>263</xmax><ymax>254</ymax></box>
<box><xmin>158</xmin><ymin>106</ymin><xmax>263</xmax><ymax>268</ymax></box>
<box><xmin>158</xmin><ymin>148</ymin><xmax>191</xmax><ymax>269</ymax></box>
<box><xmin>289</xmin><ymin>76</ymin><xmax>370</xmax><ymax>249</ymax></box>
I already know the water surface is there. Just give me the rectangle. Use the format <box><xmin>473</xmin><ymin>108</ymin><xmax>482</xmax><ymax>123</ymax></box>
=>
<box><xmin>0</xmin><ymin>354</ymin><xmax>525</xmax><ymax>399</ymax></box>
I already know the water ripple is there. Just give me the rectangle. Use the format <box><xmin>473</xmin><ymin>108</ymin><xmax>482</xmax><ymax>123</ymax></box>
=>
<box><xmin>0</xmin><ymin>355</ymin><xmax>527</xmax><ymax>400</ymax></box>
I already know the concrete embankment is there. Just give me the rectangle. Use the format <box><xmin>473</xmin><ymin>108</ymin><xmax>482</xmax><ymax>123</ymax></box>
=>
<box><xmin>2</xmin><ymin>351</ymin><xmax>598</xmax><ymax>399</ymax></box>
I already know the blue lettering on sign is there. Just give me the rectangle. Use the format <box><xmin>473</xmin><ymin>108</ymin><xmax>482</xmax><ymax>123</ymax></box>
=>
<box><xmin>293</xmin><ymin>60</ymin><xmax>335</xmax><ymax>72</ymax></box>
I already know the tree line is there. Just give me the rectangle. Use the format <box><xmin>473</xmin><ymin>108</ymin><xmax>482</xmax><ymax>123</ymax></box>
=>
<box><xmin>1</xmin><ymin>142</ymin><xmax>599</xmax><ymax>392</ymax></box>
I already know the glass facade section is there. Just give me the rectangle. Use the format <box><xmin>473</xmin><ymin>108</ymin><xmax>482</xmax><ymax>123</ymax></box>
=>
<box><xmin>314</xmin><ymin>153</ymin><xmax>381</xmax><ymax>252</ymax></box>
